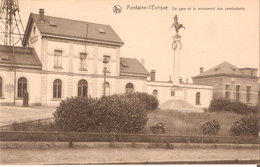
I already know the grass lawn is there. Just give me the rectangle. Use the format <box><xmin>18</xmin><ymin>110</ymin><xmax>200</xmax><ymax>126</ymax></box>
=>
<box><xmin>144</xmin><ymin>109</ymin><xmax>242</xmax><ymax>136</ymax></box>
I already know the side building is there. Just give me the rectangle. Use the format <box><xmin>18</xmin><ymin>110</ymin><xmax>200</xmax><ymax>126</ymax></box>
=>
<box><xmin>192</xmin><ymin>61</ymin><xmax>258</xmax><ymax>105</ymax></box>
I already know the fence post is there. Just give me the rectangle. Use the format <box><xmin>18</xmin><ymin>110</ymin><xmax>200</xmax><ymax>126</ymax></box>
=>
<box><xmin>55</xmin><ymin>131</ymin><xmax>58</xmax><ymax>141</ymax></box>
<box><xmin>201</xmin><ymin>136</ymin><xmax>204</xmax><ymax>143</ymax></box>
<box><xmin>113</xmin><ymin>133</ymin><xmax>116</xmax><ymax>142</ymax></box>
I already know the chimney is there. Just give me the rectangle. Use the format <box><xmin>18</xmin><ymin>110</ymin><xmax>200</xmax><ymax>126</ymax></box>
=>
<box><xmin>150</xmin><ymin>70</ymin><xmax>156</xmax><ymax>81</ymax></box>
<box><xmin>186</xmin><ymin>78</ymin><xmax>188</xmax><ymax>83</ymax></box>
<box><xmin>39</xmin><ymin>9</ymin><xmax>45</xmax><ymax>23</ymax></box>
<box><xmin>169</xmin><ymin>75</ymin><xmax>173</xmax><ymax>83</ymax></box>
<box><xmin>141</xmin><ymin>59</ymin><xmax>145</xmax><ymax>67</ymax></box>
<box><xmin>200</xmin><ymin>67</ymin><xmax>204</xmax><ymax>74</ymax></box>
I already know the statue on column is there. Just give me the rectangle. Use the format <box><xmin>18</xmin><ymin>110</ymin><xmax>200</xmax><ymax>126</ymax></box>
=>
<box><xmin>170</xmin><ymin>15</ymin><xmax>185</xmax><ymax>35</ymax></box>
<box><xmin>170</xmin><ymin>15</ymin><xmax>185</xmax><ymax>50</ymax></box>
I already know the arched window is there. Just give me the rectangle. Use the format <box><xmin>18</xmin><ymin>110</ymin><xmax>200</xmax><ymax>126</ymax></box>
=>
<box><xmin>225</xmin><ymin>84</ymin><xmax>230</xmax><ymax>99</ymax></box>
<box><xmin>153</xmin><ymin>89</ymin><xmax>158</xmax><ymax>99</ymax></box>
<box><xmin>102</xmin><ymin>82</ymin><xmax>110</xmax><ymax>96</ymax></box>
<box><xmin>53</xmin><ymin>79</ymin><xmax>62</xmax><ymax>99</ymax></box>
<box><xmin>236</xmin><ymin>85</ymin><xmax>240</xmax><ymax>100</ymax></box>
<box><xmin>0</xmin><ymin>77</ymin><xmax>2</xmax><ymax>98</ymax></box>
<box><xmin>78</xmin><ymin>79</ymin><xmax>88</xmax><ymax>97</ymax></box>
<box><xmin>125</xmin><ymin>83</ymin><xmax>134</xmax><ymax>94</ymax></box>
<box><xmin>196</xmin><ymin>92</ymin><xmax>201</xmax><ymax>105</ymax></box>
<box><xmin>17</xmin><ymin>77</ymin><xmax>27</xmax><ymax>98</ymax></box>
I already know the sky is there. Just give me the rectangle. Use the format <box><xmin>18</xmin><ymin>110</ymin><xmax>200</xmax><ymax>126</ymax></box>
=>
<box><xmin>15</xmin><ymin>0</ymin><xmax>259</xmax><ymax>82</ymax></box>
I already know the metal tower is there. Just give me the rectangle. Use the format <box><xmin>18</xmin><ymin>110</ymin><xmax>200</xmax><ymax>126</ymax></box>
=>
<box><xmin>0</xmin><ymin>0</ymin><xmax>24</xmax><ymax>46</ymax></box>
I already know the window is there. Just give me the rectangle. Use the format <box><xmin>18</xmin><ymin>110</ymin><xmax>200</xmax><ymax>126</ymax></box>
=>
<box><xmin>171</xmin><ymin>91</ymin><xmax>175</xmax><ymax>96</ymax></box>
<box><xmin>78</xmin><ymin>79</ymin><xmax>88</xmax><ymax>97</ymax></box>
<box><xmin>246</xmin><ymin>86</ymin><xmax>251</xmax><ymax>102</ymax></box>
<box><xmin>125</xmin><ymin>83</ymin><xmax>134</xmax><ymax>94</ymax></box>
<box><xmin>251</xmin><ymin>70</ymin><xmax>254</xmax><ymax>76</ymax></box>
<box><xmin>236</xmin><ymin>85</ymin><xmax>240</xmax><ymax>100</ymax></box>
<box><xmin>225</xmin><ymin>84</ymin><xmax>230</xmax><ymax>99</ymax></box>
<box><xmin>18</xmin><ymin>77</ymin><xmax>27</xmax><ymax>98</ymax></box>
<box><xmin>196</xmin><ymin>92</ymin><xmax>201</xmax><ymax>105</ymax></box>
<box><xmin>79</xmin><ymin>53</ymin><xmax>87</xmax><ymax>70</ymax></box>
<box><xmin>153</xmin><ymin>89</ymin><xmax>158</xmax><ymax>99</ymax></box>
<box><xmin>102</xmin><ymin>82</ymin><xmax>110</xmax><ymax>96</ymax></box>
<box><xmin>0</xmin><ymin>77</ymin><xmax>2</xmax><ymax>97</ymax></box>
<box><xmin>53</xmin><ymin>79</ymin><xmax>62</xmax><ymax>99</ymax></box>
<box><xmin>54</xmin><ymin>50</ymin><xmax>62</xmax><ymax>68</ymax></box>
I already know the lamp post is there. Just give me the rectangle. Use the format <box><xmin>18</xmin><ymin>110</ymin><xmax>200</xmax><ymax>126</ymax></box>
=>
<box><xmin>103</xmin><ymin>55</ymin><xmax>110</xmax><ymax>96</ymax></box>
<box><xmin>230</xmin><ymin>74</ymin><xmax>235</xmax><ymax>100</ymax></box>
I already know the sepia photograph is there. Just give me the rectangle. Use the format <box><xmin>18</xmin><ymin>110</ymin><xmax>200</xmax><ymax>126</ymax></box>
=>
<box><xmin>0</xmin><ymin>0</ymin><xmax>259</xmax><ymax>165</ymax></box>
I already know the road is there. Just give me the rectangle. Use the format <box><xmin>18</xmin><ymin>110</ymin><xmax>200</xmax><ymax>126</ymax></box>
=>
<box><xmin>1</xmin><ymin>147</ymin><xmax>259</xmax><ymax>165</ymax></box>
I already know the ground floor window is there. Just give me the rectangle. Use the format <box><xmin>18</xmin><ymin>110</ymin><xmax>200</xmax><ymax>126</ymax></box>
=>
<box><xmin>246</xmin><ymin>86</ymin><xmax>251</xmax><ymax>102</ymax></box>
<box><xmin>196</xmin><ymin>92</ymin><xmax>201</xmax><ymax>105</ymax></box>
<box><xmin>236</xmin><ymin>85</ymin><xmax>240</xmax><ymax>100</ymax></box>
<box><xmin>153</xmin><ymin>89</ymin><xmax>158</xmax><ymax>99</ymax></box>
<box><xmin>53</xmin><ymin>79</ymin><xmax>62</xmax><ymax>99</ymax></box>
<box><xmin>78</xmin><ymin>79</ymin><xmax>88</xmax><ymax>97</ymax></box>
<box><xmin>225</xmin><ymin>84</ymin><xmax>230</xmax><ymax>99</ymax></box>
<box><xmin>125</xmin><ymin>83</ymin><xmax>134</xmax><ymax>94</ymax></box>
<box><xmin>18</xmin><ymin>77</ymin><xmax>27</xmax><ymax>98</ymax></box>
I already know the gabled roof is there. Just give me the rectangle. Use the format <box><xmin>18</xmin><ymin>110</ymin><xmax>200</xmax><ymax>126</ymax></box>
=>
<box><xmin>192</xmin><ymin>61</ymin><xmax>257</xmax><ymax>79</ymax></box>
<box><xmin>120</xmin><ymin>57</ymin><xmax>150</xmax><ymax>76</ymax></box>
<box><xmin>23</xmin><ymin>13</ymin><xmax>124</xmax><ymax>46</ymax></box>
<box><xmin>0</xmin><ymin>45</ymin><xmax>41</xmax><ymax>68</ymax></box>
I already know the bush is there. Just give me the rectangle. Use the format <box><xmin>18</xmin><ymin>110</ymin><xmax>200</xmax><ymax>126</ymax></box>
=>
<box><xmin>150</xmin><ymin>122</ymin><xmax>167</xmax><ymax>134</ymax></box>
<box><xmin>208</xmin><ymin>98</ymin><xmax>258</xmax><ymax>114</ymax></box>
<box><xmin>126</xmin><ymin>92</ymin><xmax>159</xmax><ymax>111</ymax></box>
<box><xmin>53</xmin><ymin>94</ymin><xmax>149</xmax><ymax>133</ymax></box>
<box><xmin>96</xmin><ymin>94</ymin><xmax>148</xmax><ymax>133</ymax></box>
<box><xmin>229</xmin><ymin>114</ymin><xmax>259</xmax><ymax>137</ymax></box>
<box><xmin>201</xmin><ymin>120</ymin><xmax>221</xmax><ymax>135</ymax></box>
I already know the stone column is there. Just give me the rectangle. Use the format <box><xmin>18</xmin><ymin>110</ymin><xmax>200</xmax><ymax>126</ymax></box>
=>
<box><xmin>172</xmin><ymin>36</ymin><xmax>182</xmax><ymax>86</ymax></box>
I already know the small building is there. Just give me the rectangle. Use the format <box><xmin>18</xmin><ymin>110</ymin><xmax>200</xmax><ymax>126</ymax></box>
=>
<box><xmin>192</xmin><ymin>61</ymin><xmax>258</xmax><ymax>105</ymax></box>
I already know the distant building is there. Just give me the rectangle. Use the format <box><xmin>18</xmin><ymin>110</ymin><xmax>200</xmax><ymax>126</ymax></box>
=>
<box><xmin>192</xmin><ymin>61</ymin><xmax>258</xmax><ymax>105</ymax></box>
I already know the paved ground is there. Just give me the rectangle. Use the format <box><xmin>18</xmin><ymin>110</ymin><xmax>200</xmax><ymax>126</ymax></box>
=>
<box><xmin>0</xmin><ymin>106</ymin><xmax>56</xmax><ymax>126</ymax></box>
<box><xmin>1</xmin><ymin>147</ymin><xmax>259</xmax><ymax>165</ymax></box>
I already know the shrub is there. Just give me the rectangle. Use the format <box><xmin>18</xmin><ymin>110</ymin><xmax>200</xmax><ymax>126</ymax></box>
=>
<box><xmin>201</xmin><ymin>120</ymin><xmax>221</xmax><ymax>135</ymax></box>
<box><xmin>53</xmin><ymin>94</ymin><xmax>149</xmax><ymax>133</ymax></box>
<box><xmin>126</xmin><ymin>92</ymin><xmax>159</xmax><ymax>111</ymax></box>
<box><xmin>229</xmin><ymin>114</ymin><xmax>259</xmax><ymax>137</ymax></box>
<box><xmin>53</xmin><ymin>96</ymin><xmax>99</xmax><ymax>132</ymax></box>
<box><xmin>150</xmin><ymin>122</ymin><xmax>167</xmax><ymax>134</ymax></box>
<box><xmin>208</xmin><ymin>98</ymin><xmax>258</xmax><ymax>114</ymax></box>
<box><xmin>96</xmin><ymin>94</ymin><xmax>148</xmax><ymax>133</ymax></box>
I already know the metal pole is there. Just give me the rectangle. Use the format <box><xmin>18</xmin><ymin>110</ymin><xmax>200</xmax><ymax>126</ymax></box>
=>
<box><xmin>103</xmin><ymin>67</ymin><xmax>106</xmax><ymax>96</ymax></box>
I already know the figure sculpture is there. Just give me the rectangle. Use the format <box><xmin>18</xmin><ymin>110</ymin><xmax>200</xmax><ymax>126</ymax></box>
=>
<box><xmin>170</xmin><ymin>15</ymin><xmax>185</xmax><ymax>34</ymax></box>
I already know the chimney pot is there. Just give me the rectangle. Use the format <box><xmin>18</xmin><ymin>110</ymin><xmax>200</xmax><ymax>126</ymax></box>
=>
<box><xmin>150</xmin><ymin>70</ymin><xmax>156</xmax><ymax>81</ymax></box>
<box><xmin>39</xmin><ymin>9</ymin><xmax>45</xmax><ymax>23</ymax></box>
<box><xmin>179</xmin><ymin>77</ymin><xmax>182</xmax><ymax>83</ymax></box>
<box><xmin>200</xmin><ymin>67</ymin><xmax>204</xmax><ymax>74</ymax></box>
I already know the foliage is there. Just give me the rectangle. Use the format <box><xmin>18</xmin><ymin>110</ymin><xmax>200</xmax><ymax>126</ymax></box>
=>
<box><xmin>53</xmin><ymin>94</ymin><xmax>148</xmax><ymax>133</ymax></box>
<box><xmin>229</xmin><ymin>114</ymin><xmax>260</xmax><ymax>137</ymax></box>
<box><xmin>126</xmin><ymin>92</ymin><xmax>159</xmax><ymax>111</ymax></box>
<box><xmin>200</xmin><ymin>119</ymin><xmax>221</xmax><ymax>135</ymax></box>
<box><xmin>150</xmin><ymin>122</ymin><xmax>167</xmax><ymax>134</ymax></box>
<box><xmin>208</xmin><ymin>98</ymin><xmax>258</xmax><ymax>114</ymax></box>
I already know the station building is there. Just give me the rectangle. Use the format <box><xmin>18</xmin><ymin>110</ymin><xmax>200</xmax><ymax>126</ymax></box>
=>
<box><xmin>0</xmin><ymin>10</ymin><xmax>213</xmax><ymax>110</ymax></box>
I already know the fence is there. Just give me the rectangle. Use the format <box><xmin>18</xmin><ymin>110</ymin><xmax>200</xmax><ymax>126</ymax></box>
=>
<box><xmin>0</xmin><ymin>131</ymin><xmax>259</xmax><ymax>144</ymax></box>
<box><xmin>0</xmin><ymin>117</ymin><xmax>54</xmax><ymax>131</ymax></box>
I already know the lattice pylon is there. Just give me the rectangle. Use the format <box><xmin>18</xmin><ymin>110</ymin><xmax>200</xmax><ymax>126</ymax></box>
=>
<box><xmin>0</xmin><ymin>0</ymin><xmax>24</xmax><ymax>46</ymax></box>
